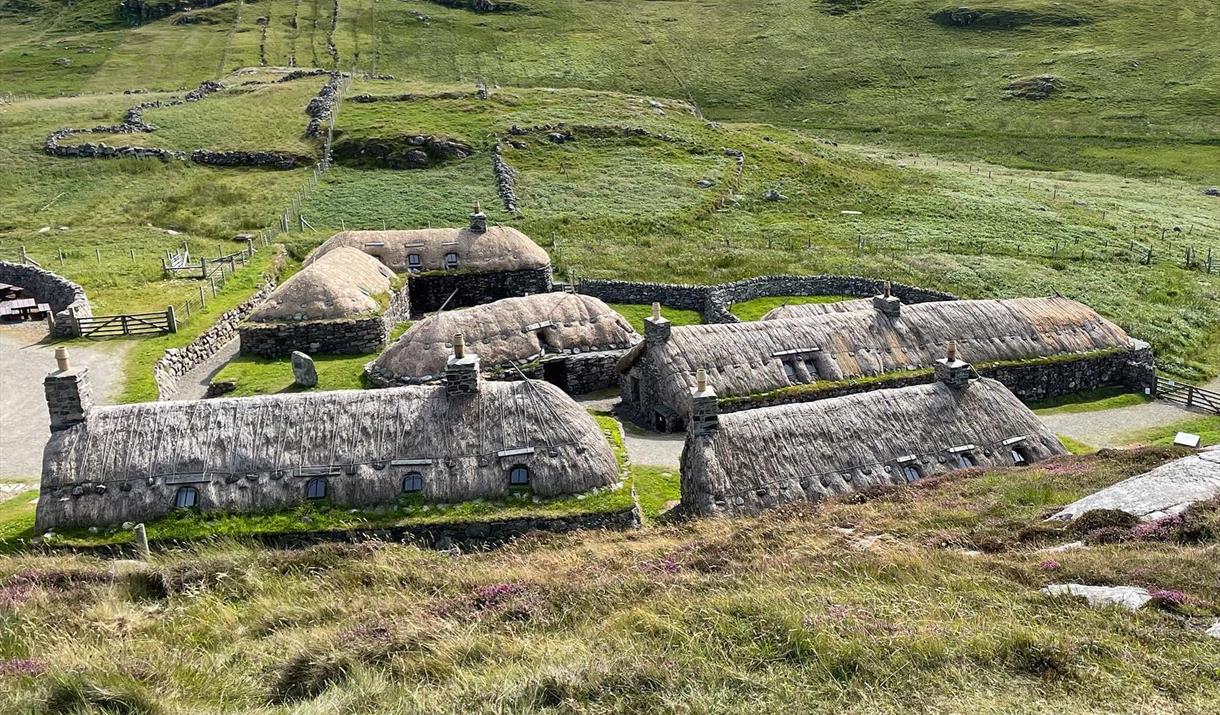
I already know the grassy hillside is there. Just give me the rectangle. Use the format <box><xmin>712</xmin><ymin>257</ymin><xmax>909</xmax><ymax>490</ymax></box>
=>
<box><xmin>3</xmin><ymin>1</ymin><xmax>1218</xmax><ymax>180</ymax></box>
<box><xmin>2</xmin><ymin>447</ymin><xmax>1217</xmax><ymax>713</ymax></box>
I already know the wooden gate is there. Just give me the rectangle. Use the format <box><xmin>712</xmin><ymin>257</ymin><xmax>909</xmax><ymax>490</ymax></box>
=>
<box><xmin>1155</xmin><ymin>378</ymin><xmax>1220</xmax><ymax>416</ymax></box>
<box><xmin>74</xmin><ymin>307</ymin><xmax>177</xmax><ymax>338</ymax></box>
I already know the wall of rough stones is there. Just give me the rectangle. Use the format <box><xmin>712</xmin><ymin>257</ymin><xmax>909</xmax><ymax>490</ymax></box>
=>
<box><xmin>0</xmin><ymin>261</ymin><xmax>93</xmax><ymax>339</ymax></box>
<box><xmin>154</xmin><ymin>279</ymin><xmax>277</xmax><ymax>399</ymax></box>
<box><xmin>714</xmin><ymin>346</ymin><xmax>1157</xmax><ymax>415</ymax></box>
<box><xmin>492</xmin><ymin>144</ymin><xmax>520</xmax><ymax>214</ymax></box>
<box><xmin>304</xmin><ymin>72</ymin><xmax>344</xmax><ymax>138</ymax></box>
<box><xmin>409</xmin><ymin>266</ymin><xmax>553</xmax><ymax>313</ymax></box>
<box><xmin>239</xmin><ymin>314</ymin><xmax>387</xmax><ymax>358</ymax></box>
<box><xmin>367</xmin><ymin>349</ymin><xmax>627</xmax><ymax>396</ymax></box>
<box><xmin>44</xmin><ymin>80</ymin><xmax>305</xmax><ymax>169</ymax></box>
<box><xmin>578</xmin><ymin>275</ymin><xmax>957</xmax><ymax>323</ymax></box>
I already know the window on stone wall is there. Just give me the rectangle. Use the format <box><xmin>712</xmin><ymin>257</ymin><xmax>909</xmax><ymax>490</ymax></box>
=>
<box><xmin>174</xmin><ymin>486</ymin><xmax>198</xmax><ymax>509</ymax></box>
<box><xmin>1010</xmin><ymin>447</ymin><xmax>1029</xmax><ymax>466</ymax></box>
<box><xmin>956</xmin><ymin>452</ymin><xmax>978</xmax><ymax>469</ymax></box>
<box><xmin>402</xmin><ymin>472</ymin><xmax>424</xmax><ymax>493</ymax></box>
<box><xmin>509</xmin><ymin>464</ymin><xmax>530</xmax><ymax>487</ymax></box>
<box><xmin>305</xmin><ymin>477</ymin><xmax>328</xmax><ymax>500</ymax></box>
<box><xmin>803</xmin><ymin>358</ymin><xmax>819</xmax><ymax>379</ymax></box>
<box><xmin>445</xmin><ymin>252</ymin><xmax>459</xmax><ymax>270</ymax></box>
<box><xmin>901</xmin><ymin>463</ymin><xmax>921</xmax><ymax>482</ymax></box>
<box><xmin>781</xmin><ymin>360</ymin><xmax>798</xmax><ymax>382</ymax></box>
<box><xmin>407</xmin><ymin>253</ymin><xmax>422</xmax><ymax>271</ymax></box>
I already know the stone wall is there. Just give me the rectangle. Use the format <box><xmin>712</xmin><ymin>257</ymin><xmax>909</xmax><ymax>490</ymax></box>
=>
<box><xmin>578</xmin><ymin>275</ymin><xmax>956</xmax><ymax>323</ymax></box>
<box><xmin>304</xmin><ymin>72</ymin><xmax>344</xmax><ymax>138</ymax></box>
<box><xmin>367</xmin><ymin>349</ymin><xmax>627</xmax><ymax>396</ymax></box>
<box><xmin>238</xmin><ymin>284</ymin><xmax>410</xmax><ymax>359</ymax></box>
<box><xmin>154</xmin><ymin>279</ymin><xmax>277</xmax><ymax>399</ymax></box>
<box><xmin>0</xmin><ymin>261</ymin><xmax>93</xmax><ymax>338</ymax></box>
<box><xmin>409</xmin><ymin>266</ymin><xmax>553</xmax><ymax>314</ymax></box>
<box><xmin>714</xmin><ymin>346</ymin><xmax>1157</xmax><ymax>415</ymax></box>
<box><xmin>239</xmin><ymin>314</ymin><xmax>388</xmax><ymax>358</ymax></box>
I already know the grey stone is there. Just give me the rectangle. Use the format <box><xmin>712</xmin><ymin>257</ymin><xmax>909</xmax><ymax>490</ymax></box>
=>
<box><xmin>291</xmin><ymin>351</ymin><xmax>318</xmax><ymax>387</ymax></box>
<box><xmin>763</xmin><ymin>189</ymin><xmax>786</xmax><ymax>201</ymax></box>
<box><xmin>1207</xmin><ymin>621</ymin><xmax>1220</xmax><ymax>639</ymax></box>
<box><xmin>1049</xmin><ymin>448</ymin><xmax>1220</xmax><ymax>522</ymax></box>
<box><xmin>1041</xmin><ymin>584</ymin><xmax>1151</xmax><ymax>610</ymax></box>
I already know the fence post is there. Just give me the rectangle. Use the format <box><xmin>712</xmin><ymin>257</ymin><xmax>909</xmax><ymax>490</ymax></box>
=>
<box><xmin>166</xmin><ymin>305</ymin><xmax>178</xmax><ymax>333</ymax></box>
<box><xmin>200</xmin><ymin>259</ymin><xmax>207</xmax><ymax>280</ymax></box>
<box><xmin>198</xmin><ymin>284</ymin><xmax>206</xmax><ymax>307</ymax></box>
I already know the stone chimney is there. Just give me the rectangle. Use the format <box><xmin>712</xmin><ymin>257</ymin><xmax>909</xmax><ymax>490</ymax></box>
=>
<box><xmin>934</xmin><ymin>341</ymin><xmax>974</xmax><ymax>390</ymax></box>
<box><xmin>45</xmin><ymin>347</ymin><xmax>93</xmax><ymax>432</ymax></box>
<box><xmin>873</xmin><ymin>280</ymin><xmax>901</xmax><ymax>318</ymax></box>
<box><xmin>468</xmin><ymin>201</ymin><xmax>488</xmax><ymax>234</ymax></box>
<box><xmin>444</xmin><ymin>333</ymin><xmax>481</xmax><ymax>396</ymax></box>
<box><xmin>644</xmin><ymin>302</ymin><xmax>671</xmax><ymax>346</ymax></box>
<box><xmin>689</xmin><ymin>368</ymin><xmax>720</xmax><ymax>436</ymax></box>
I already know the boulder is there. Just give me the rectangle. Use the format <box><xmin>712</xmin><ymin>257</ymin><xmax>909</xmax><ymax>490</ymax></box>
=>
<box><xmin>1041</xmin><ymin>584</ymin><xmax>1151</xmax><ymax>610</ymax></box>
<box><xmin>762</xmin><ymin>189</ymin><xmax>786</xmax><ymax>201</ymax></box>
<box><xmin>1049</xmin><ymin>448</ymin><xmax>1220</xmax><ymax>522</ymax></box>
<box><xmin>1207</xmin><ymin>621</ymin><xmax>1220</xmax><ymax>639</ymax></box>
<box><xmin>291</xmin><ymin>351</ymin><xmax>318</xmax><ymax>387</ymax></box>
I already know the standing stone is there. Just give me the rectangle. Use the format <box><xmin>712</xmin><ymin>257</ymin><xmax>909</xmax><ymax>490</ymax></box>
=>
<box><xmin>291</xmin><ymin>350</ymin><xmax>318</xmax><ymax>387</ymax></box>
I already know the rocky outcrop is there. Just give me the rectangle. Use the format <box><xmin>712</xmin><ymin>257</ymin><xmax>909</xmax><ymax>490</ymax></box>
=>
<box><xmin>331</xmin><ymin>134</ymin><xmax>473</xmax><ymax>169</ymax></box>
<box><xmin>425</xmin><ymin>0</ymin><xmax>526</xmax><ymax>13</ymax></box>
<box><xmin>931</xmin><ymin>7</ymin><xmax>1091</xmax><ymax>30</ymax></box>
<box><xmin>1041</xmin><ymin>584</ymin><xmax>1152</xmax><ymax>610</ymax></box>
<box><xmin>1049</xmin><ymin>448</ymin><xmax>1220</xmax><ymax>522</ymax></box>
<box><xmin>1004</xmin><ymin>75</ymin><xmax>1063</xmax><ymax>101</ymax></box>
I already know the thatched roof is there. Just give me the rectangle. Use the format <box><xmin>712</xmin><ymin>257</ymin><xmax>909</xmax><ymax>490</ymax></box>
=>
<box><xmin>248</xmin><ymin>246</ymin><xmax>395</xmax><ymax>322</ymax></box>
<box><xmin>305</xmin><ymin>226</ymin><xmax>550</xmax><ymax>274</ymax></box>
<box><xmin>37</xmin><ymin>380</ymin><xmax>619</xmax><ymax>529</ymax></box>
<box><xmin>680</xmin><ymin>378</ymin><xmax>1067</xmax><ymax>516</ymax></box>
<box><xmin>1048</xmin><ymin>447</ymin><xmax>1220</xmax><ymax>522</ymax></box>
<box><xmin>760</xmin><ymin>298</ymin><xmax>873</xmax><ymax>320</ymax></box>
<box><xmin>623</xmin><ymin>297</ymin><xmax>1132</xmax><ymax>417</ymax></box>
<box><xmin>372</xmin><ymin>293</ymin><xmax>639</xmax><ymax>382</ymax></box>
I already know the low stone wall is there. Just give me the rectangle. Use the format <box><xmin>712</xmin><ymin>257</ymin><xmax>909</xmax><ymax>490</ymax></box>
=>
<box><xmin>492</xmin><ymin>143</ymin><xmax>520</xmax><ymax>214</ymax></box>
<box><xmin>304</xmin><ymin>72</ymin><xmax>344</xmax><ymax>138</ymax></box>
<box><xmin>0</xmin><ymin>261</ymin><xmax>92</xmax><ymax>339</ymax></box>
<box><xmin>239</xmin><ymin>314</ymin><xmax>387</xmax><ymax>358</ymax></box>
<box><xmin>717</xmin><ymin>346</ymin><xmax>1156</xmax><ymax>415</ymax></box>
<box><xmin>578</xmin><ymin>275</ymin><xmax>957</xmax><ymax>323</ymax></box>
<box><xmin>30</xmin><ymin>505</ymin><xmax>641</xmax><ymax>556</ymax></box>
<box><xmin>154</xmin><ymin>279</ymin><xmax>277</xmax><ymax>399</ymax></box>
<box><xmin>409</xmin><ymin>266</ymin><xmax>553</xmax><ymax>314</ymax></box>
<box><xmin>367</xmin><ymin>349</ymin><xmax>627</xmax><ymax>396</ymax></box>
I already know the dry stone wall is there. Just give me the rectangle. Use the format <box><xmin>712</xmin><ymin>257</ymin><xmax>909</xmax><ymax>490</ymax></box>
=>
<box><xmin>0</xmin><ymin>261</ymin><xmax>92</xmax><ymax>338</ymax></box>
<box><xmin>578</xmin><ymin>275</ymin><xmax>957</xmax><ymax>323</ymax></box>
<box><xmin>154</xmin><ymin>279</ymin><xmax>277</xmax><ymax>399</ymax></box>
<box><xmin>409</xmin><ymin>266</ymin><xmax>553</xmax><ymax>313</ymax></box>
<box><xmin>238</xmin><ymin>284</ymin><xmax>410</xmax><ymax>358</ymax></box>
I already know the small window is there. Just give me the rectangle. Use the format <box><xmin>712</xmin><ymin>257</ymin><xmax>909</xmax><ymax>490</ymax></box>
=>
<box><xmin>402</xmin><ymin>472</ymin><xmax>423</xmax><ymax>493</ymax></box>
<box><xmin>305</xmin><ymin>477</ymin><xmax>328</xmax><ymax>500</ymax></box>
<box><xmin>803</xmin><ymin>358</ymin><xmax>819</xmax><ymax>379</ymax></box>
<box><xmin>781</xmin><ymin>361</ymin><xmax>798</xmax><ymax>382</ymax></box>
<box><xmin>1010</xmin><ymin>447</ymin><xmax>1028</xmax><ymax>466</ymax></box>
<box><xmin>901</xmin><ymin>464</ymin><xmax>921</xmax><ymax>482</ymax></box>
<box><xmin>508</xmin><ymin>464</ymin><xmax>530</xmax><ymax>486</ymax></box>
<box><xmin>444</xmin><ymin>252</ymin><xmax>459</xmax><ymax>270</ymax></box>
<box><xmin>174</xmin><ymin>486</ymin><xmax>198</xmax><ymax>509</ymax></box>
<box><xmin>407</xmin><ymin>253</ymin><xmax>422</xmax><ymax>271</ymax></box>
<box><xmin>957</xmin><ymin>452</ymin><xmax>977</xmax><ymax>469</ymax></box>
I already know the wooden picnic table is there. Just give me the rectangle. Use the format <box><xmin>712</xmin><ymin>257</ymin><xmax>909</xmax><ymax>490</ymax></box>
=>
<box><xmin>0</xmin><ymin>282</ymin><xmax>23</xmax><ymax>300</ymax></box>
<box><xmin>0</xmin><ymin>297</ymin><xmax>50</xmax><ymax>321</ymax></box>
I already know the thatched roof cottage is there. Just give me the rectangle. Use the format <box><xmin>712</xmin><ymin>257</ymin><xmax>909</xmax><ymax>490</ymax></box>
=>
<box><xmin>760</xmin><ymin>298</ymin><xmax>872</xmax><ymax>319</ymax></box>
<box><xmin>37</xmin><ymin>345</ymin><xmax>618</xmax><ymax>531</ymax></box>
<box><xmin>679</xmin><ymin>354</ymin><xmax>1068</xmax><ymax>516</ymax></box>
<box><xmin>306</xmin><ymin>206</ymin><xmax>552</xmax><ymax>313</ymax></box>
<box><xmin>620</xmin><ymin>295</ymin><xmax>1149</xmax><ymax>431</ymax></box>
<box><xmin>367</xmin><ymin>293</ymin><xmax>640</xmax><ymax>394</ymax></box>
<box><xmin>238</xmin><ymin>246</ymin><xmax>410</xmax><ymax>357</ymax></box>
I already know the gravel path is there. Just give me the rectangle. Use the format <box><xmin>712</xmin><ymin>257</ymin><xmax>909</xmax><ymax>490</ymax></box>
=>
<box><xmin>0</xmin><ymin>324</ymin><xmax>131</xmax><ymax>481</ymax></box>
<box><xmin>1038</xmin><ymin>387</ymin><xmax>1217</xmax><ymax>449</ymax></box>
<box><xmin>576</xmin><ymin>393</ymin><xmax>685</xmax><ymax>468</ymax></box>
<box><xmin>169</xmin><ymin>337</ymin><xmax>239</xmax><ymax>401</ymax></box>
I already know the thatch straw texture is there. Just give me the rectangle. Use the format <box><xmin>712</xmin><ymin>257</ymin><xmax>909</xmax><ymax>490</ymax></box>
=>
<box><xmin>305</xmin><ymin>226</ymin><xmax>550</xmax><ymax>273</ymax></box>
<box><xmin>626</xmin><ymin>297</ymin><xmax>1131</xmax><ymax>417</ymax></box>
<box><xmin>248</xmin><ymin>246</ymin><xmax>395</xmax><ymax>322</ymax></box>
<box><xmin>37</xmin><ymin>380</ymin><xmax>618</xmax><ymax>530</ymax></box>
<box><xmin>760</xmin><ymin>298</ymin><xmax>873</xmax><ymax>320</ymax></box>
<box><xmin>680</xmin><ymin>378</ymin><xmax>1066</xmax><ymax>516</ymax></box>
<box><xmin>373</xmin><ymin>293</ymin><xmax>640</xmax><ymax>382</ymax></box>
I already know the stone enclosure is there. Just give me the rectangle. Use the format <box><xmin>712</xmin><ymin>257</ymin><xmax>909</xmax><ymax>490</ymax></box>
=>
<box><xmin>0</xmin><ymin>261</ymin><xmax>93</xmax><ymax>338</ymax></box>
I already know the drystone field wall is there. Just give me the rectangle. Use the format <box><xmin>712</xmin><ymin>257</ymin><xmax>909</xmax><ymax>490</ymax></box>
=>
<box><xmin>492</xmin><ymin>144</ymin><xmax>520</xmax><ymax>214</ymax></box>
<box><xmin>239</xmin><ymin>285</ymin><xmax>411</xmax><ymax>358</ymax></box>
<box><xmin>0</xmin><ymin>261</ymin><xmax>92</xmax><ymax>338</ymax></box>
<box><xmin>154</xmin><ymin>279</ymin><xmax>277</xmax><ymax>399</ymax></box>
<box><xmin>44</xmin><ymin>78</ymin><xmax>319</xmax><ymax>169</ymax></box>
<box><xmin>579</xmin><ymin>275</ymin><xmax>957</xmax><ymax>323</ymax></box>
<box><xmin>304</xmin><ymin>72</ymin><xmax>344</xmax><ymax>138</ymax></box>
<box><xmin>409</xmin><ymin>267</ymin><xmax>553</xmax><ymax>313</ymax></box>
<box><xmin>717</xmin><ymin>345</ymin><xmax>1157</xmax><ymax>414</ymax></box>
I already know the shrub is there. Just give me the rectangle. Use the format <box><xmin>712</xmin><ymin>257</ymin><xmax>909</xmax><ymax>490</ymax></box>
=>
<box><xmin>1070</xmin><ymin>509</ymin><xmax>1139</xmax><ymax>535</ymax></box>
<box><xmin>269</xmin><ymin>648</ymin><xmax>353</xmax><ymax>703</ymax></box>
<box><xmin>42</xmin><ymin>673</ymin><xmax>161</xmax><ymax>715</ymax></box>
